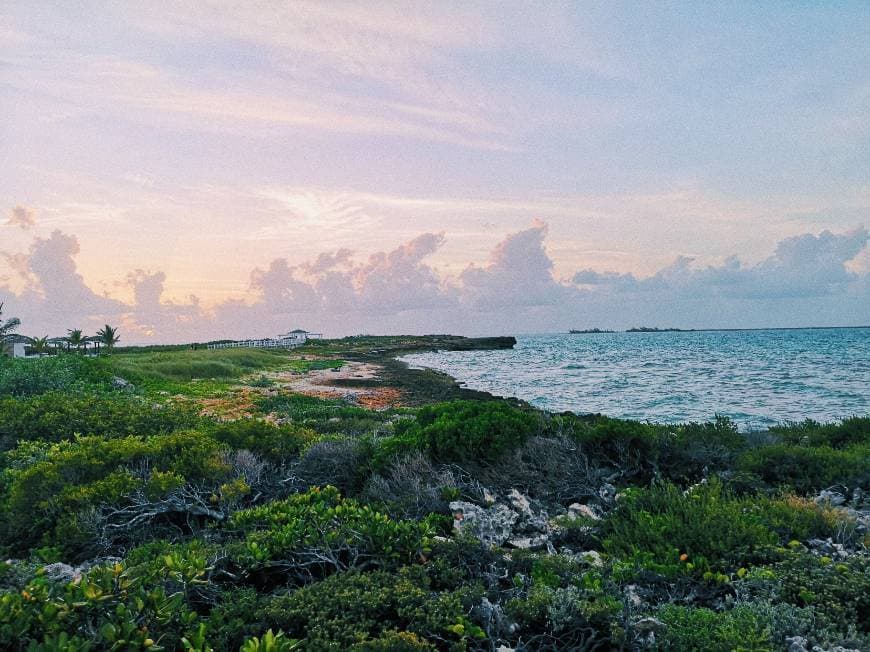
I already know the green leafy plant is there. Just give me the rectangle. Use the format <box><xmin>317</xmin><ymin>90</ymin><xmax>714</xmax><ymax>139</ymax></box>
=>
<box><xmin>0</xmin><ymin>391</ymin><xmax>199</xmax><ymax>451</ymax></box>
<box><xmin>229</xmin><ymin>486</ymin><xmax>436</xmax><ymax>580</ymax></box>
<box><xmin>654</xmin><ymin>604</ymin><xmax>773</xmax><ymax>651</ymax></box>
<box><xmin>738</xmin><ymin>443</ymin><xmax>870</xmax><ymax>494</ymax></box>
<box><xmin>251</xmin><ymin>566</ymin><xmax>482</xmax><ymax>650</ymax></box>
<box><xmin>601</xmin><ymin>478</ymin><xmax>841</xmax><ymax>576</ymax></box>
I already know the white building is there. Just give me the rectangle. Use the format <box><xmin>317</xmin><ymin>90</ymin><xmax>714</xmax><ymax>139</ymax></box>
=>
<box><xmin>278</xmin><ymin>329</ymin><xmax>323</xmax><ymax>345</ymax></box>
<box><xmin>208</xmin><ymin>329</ymin><xmax>324</xmax><ymax>350</ymax></box>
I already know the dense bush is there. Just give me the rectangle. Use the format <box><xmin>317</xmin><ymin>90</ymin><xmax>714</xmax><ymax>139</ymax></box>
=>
<box><xmin>0</xmin><ymin>431</ymin><xmax>231</xmax><ymax>553</ymax></box>
<box><xmin>229</xmin><ymin>486</ymin><xmax>437</xmax><ymax>581</ymax></box>
<box><xmin>379</xmin><ymin>400</ymin><xmax>543</xmax><ymax>465</ymax></box>
<box><xmin>601</xmin><ymin>479</ymin><xmax>841</xmax><ymax>576</ymax></box>
<box><xmin>771</xmin><ymin>416</ymin><xmax>870</xmax><ymax>449</ymax></box>
<box><xmin>252</xmin><ymin>566</ymin><xmax>483</xmax><ymax>651</ymax></box>
<box><xmin>654</xmin><ymin>604</ymin><xmax>772</xmax><ymax>651</ymax></box>
<box><xmin>770</xmin><ymin>550</ymin><xmax>870</xmax><ymax>642</ymax></box>
<box><xmin>0</xmin><ymin>391</ymin><xmax>199</xmax><ymax>450</ymax></box>
<box><xmin>505</xmin><ymin>554</ymin><xmax>622</xmax><ymax>649</ymax></box>
<box><xmin>293</xmin><ymin>437</ymin><xmax>375</xmax><ymax>495</ymax></box>
<box><xmin>0</xmin><ymin>354</ymin><xmax>112</xmax><ymax>397</ymax></box>
<box><xmin>0</xmin><ymin>542</ymin><xmax>214</xmax><ymax>650</ymax></box>
<box><xmin>361</xmin><ymin>451</ymin><xmax>459</xmax><ymax>520</ymax></box>
<box><xmin>209</xmin><ymin>419</ymin><xmax>318</xmax><ymax>463</ymax></box>
<box><xmin>658</xmin><ymin>416</ymin><xmax>746</xmax><ymax>483</ymax></box>
<box><xmin>559</xmin><ymin>415</ymin><xmax>666</xmax><ymax>479</ymax></box>
<box><xmin>738</xmin><ymin>443</ymin><xmax>870</xmax><ymax>494</ymax></box>
<box><xmin>455</xmin><ymin>435</ymin><xmax>606</xmax><ymax>503</ymax></box>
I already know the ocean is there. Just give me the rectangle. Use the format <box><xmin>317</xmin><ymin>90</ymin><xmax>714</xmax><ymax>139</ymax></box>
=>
<box><xmin>400</xmin><ymin>328</ymin><xmax>870</xmax><ymax>430</ymax></box>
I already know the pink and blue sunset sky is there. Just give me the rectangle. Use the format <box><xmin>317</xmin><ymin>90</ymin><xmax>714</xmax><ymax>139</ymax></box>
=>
<box><xmin>2</xmin><ymin>2</ymin><xmax>869</xmax><ymax>342</ymax></box>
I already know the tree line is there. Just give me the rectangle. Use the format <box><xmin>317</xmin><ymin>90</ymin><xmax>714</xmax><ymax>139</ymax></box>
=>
<box><xmin>0</xmin><ymin>301</ymin><xmax>120</xmax><ymax>355</ymax></box>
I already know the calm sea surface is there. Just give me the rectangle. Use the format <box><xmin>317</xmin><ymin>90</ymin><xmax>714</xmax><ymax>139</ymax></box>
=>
<box><xmin>400</xmin><ymin>329</ymin><xmax>870</xmax><ymax>430</ymax></box>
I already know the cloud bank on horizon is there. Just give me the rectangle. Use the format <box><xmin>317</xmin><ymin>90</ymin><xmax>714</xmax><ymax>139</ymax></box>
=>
<box><xmin>1</xmin><ymin>217</ymin><xmax>868</xmax><ymax>344</ymax></box>
<box><xmin>2</xmin><ymin>2</ymin><xmax>869</xmax><ymax>341</ymax></box>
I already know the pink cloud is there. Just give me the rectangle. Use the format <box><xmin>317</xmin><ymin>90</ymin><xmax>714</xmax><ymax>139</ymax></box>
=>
<box><xmin>1</xmin><ymin>221</ymin><xmax>868</xmax><ymax>343</ymax></box>
<box><xmin>7</xmin><ymin>205</ymin><xmax>35</xmax><ymax>230</ymax></box>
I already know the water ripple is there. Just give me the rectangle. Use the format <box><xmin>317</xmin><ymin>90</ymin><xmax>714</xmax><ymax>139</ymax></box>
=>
<box><xmin>400</xmin><ymin>329</ymin><xmax>870</xmax><ymax>430</ymax></box>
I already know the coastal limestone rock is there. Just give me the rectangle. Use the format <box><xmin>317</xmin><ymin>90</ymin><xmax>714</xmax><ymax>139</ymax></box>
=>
<box><xmin>625</xmin><ymin>583</ymin><xmax>643</xmax><ymax>607</ymax></box>
<box><xmin>451</xmin><ymin>489</ymin><xmax>556</xmax><ymax>549</ymax></box>
<box><xmin>111</xmin><ymin>376</ymin><xmax>134</xmax><ymax>392</ymax></box>
<box><xmin>450</xmin><ymin>501</ymin><xmax>518</xmax><ymax>547</ymax></box>
<box><xmin>476</xmin><ymin>597</ymin><xmax>516</xmax><ymax>639</ymax></box>
<box><xmin>507</xmin><ymin>535</ymin><xmax>549</xmax><ymax>550</ymax></box>
<box><xmin>598</xmin><ymin>482</ymin><xmax>617</xmax><ymax>505</ymax></box>
<box><xmin>508</xmin><ymin>488</ymin><xmax>549</xmax><ymax>532</ymax></box>
<box><xmin>786</xmin><ymin>636</ymin><xmax>809</xmax><ymax>652</ymax></box>
<box><xmin>814</xmin><ymin>489</ymin><xmax>847</xmax><ymax>507</ymax></box>
<box><xmin>807</xmin><ymin>538</ymin><xmax>849</xmax><ymax>559</ymax></box>
<box><xmin>634</xmin><ymin>617</ymin><xmax>665</xmax><ymax>632</ymax></box>
<box><xmin>633</xmin><ymin>617</ymin><xmax>665</xmax><ymax>647</ymax></box>
<box><xmin>568</xmin><ymin>503</ymin><xmax>600</xmax><ymax>520</ymax></box>
<box><xmin>42</xmin><ymin>562</ymin><xmax>83</xmax><ymax>583</ymax></box>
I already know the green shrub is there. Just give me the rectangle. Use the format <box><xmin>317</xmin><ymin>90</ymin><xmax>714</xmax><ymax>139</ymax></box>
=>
<box><xmin>738</xmin><ymin>443</ymin><xmax>870</xmax><ymax>494</ymax></box>
<box><xmin>564</xmin><ymin>415</ymin><xmax>666</xmax><ymax>479</ymax></box>
<box><xmin>0</xmin><ymin>431</ymin><xmax>230</xmax><ymax>552</ymax></box>
<box><xmin>0</xmin><ymin>391</ymin><xmax>199</xmax><ymax>451</ymax></box>
<box><xmin>229</xmin><ymin>486</ymin><xmax>436</xmax><ymax>580</ymax></box>
<box><xmin>505</xmin><ymin>556</ymin><xmax>621</xmax><ymax>647</ymax></box>
<box><xmin>206</xmin><ymin>588</ymin><xmax>267</xmax><ymax>651</ymax></box>
<box><xmin>351</xmin><ymin>630</ymin><xmax>435</xmax><ymax>651</ymax></box>
<box><xmin>381</xmin><ymin>400</ymin><xmax>543</xmax><ymax>465</ymax></box>
<box><xmin>771</xmin><ymin>550</ymin><xmax>870</xmax><ymax>640</ymax></box>
<box><xmin>252</xmin><ymin>566</ymin><xmax>482</xmax><ymax>651</ymax></box>
<box><xmin>209</xmin><ymin>420</ymin><xmax>318</xmax><ymax>462</ymax></box>
<box><xmin>771</xmin><ymin>417</ymin><xmax>870</xmax><ymax>449</ymax></box>
<box><xmin>654</xmin><ymin>604</ymin><xmax>772</xmax><ymax>651</ymax></box>
<box><xmin>0</xmin><ymin>546</ymin><xmax>214</xmax><ymax>650</ymax></box>
<box><xmin>659</xmin><ymin>416</ymin><xmax>746</xmax><ymax>483</ymax></box>
<box><xmin>240</xmin><ymin>629</ymin><xmax>301</xmax><ymax>651</ymax></box>
<box><xmin>0</xmin><ymin>354</ymin><xmax>112</xmax><ymax>397</ymax></box>
<box><xmin>602</xmin><ymin>479</ymin><xmax>840</xmax><ymax>576</ymax></box>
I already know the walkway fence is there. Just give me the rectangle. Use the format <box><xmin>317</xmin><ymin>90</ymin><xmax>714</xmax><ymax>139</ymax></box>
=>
<box><xmin>207</xmin><ymin>338</ymin><xmax>304</xmax><ymax>350</ymax></box>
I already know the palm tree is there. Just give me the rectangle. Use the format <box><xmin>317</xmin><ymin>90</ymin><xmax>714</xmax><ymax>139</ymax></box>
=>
<box><xmin>95</xmin><ymin>324</ymin><xmax>120</xmax><ymax>353</ymax></box>
<box><xmin>0</xmin><ymin>302</ymin><xmax>21</xmax><ymax>356</ymax></box>
<box><xmin>26</xmin><ymin>336</ymin><xmax>50</xmax><ymax>356</ymax></box>
<box><xmin>66</xmin><ymin>329</ymin><xmax>86</xmax><ymax>353</ymax></box>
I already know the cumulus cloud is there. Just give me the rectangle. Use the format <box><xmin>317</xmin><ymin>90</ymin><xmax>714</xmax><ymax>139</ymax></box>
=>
<box><xmin>1</xmin><ymin>221</ymin><xmax>868</xmax><ymax>343</ymax></box>
<box><xmin>6</xmin><ymin>205</ymin><xmax>35</xmax><ymax>230</ymax></box>
<box><xmin>460</xmin><ymin>220</ymin><xmax>569</xmax><ymax>309</ymax></box>
<box><xmin>574</xmin><ymin>227</ymin><xmax>870</xmax><ymax>301</ymax></box>
<box><xmin>0</xmin><ymin>230</ymin><xmax>125</xmax><ymax>335</ymax></box>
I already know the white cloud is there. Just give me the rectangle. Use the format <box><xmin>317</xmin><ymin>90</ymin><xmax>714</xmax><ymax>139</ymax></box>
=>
<box><xmin>2</xmin><ymin>220</ymin><xmax>868</xmax><ymax>343</ymax></box>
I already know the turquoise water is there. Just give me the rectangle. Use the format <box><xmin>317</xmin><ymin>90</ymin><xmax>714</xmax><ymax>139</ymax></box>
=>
<box><xmin>401</xmin><ymin>328</ymin><xmax>870</xmax><ymax>429</ymax></box>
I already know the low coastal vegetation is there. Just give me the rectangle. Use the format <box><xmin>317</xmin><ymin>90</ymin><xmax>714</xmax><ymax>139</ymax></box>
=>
<box><xmin>0</xmin><ymin>337</ymin><xmax>866</xmax><ymax>650</ymax></box>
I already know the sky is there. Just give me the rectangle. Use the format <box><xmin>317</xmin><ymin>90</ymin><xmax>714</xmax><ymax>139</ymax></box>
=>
<box><xmin>1</xmin><ymin>1</ymin><xmax>869</xmax><ymax>343</ymax></box>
